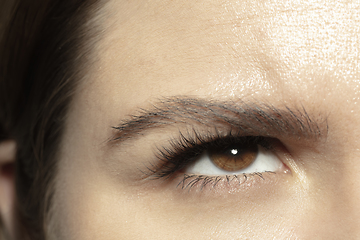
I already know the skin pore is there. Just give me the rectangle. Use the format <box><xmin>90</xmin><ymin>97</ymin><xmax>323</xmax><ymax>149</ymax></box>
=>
<box><xmin>49</xmin><ymin>0</ymin><xmax>360</xmax><ymax>239</ymax></box>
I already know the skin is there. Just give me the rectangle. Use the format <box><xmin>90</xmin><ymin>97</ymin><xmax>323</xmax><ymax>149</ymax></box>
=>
<box><xmin>11</xmin><ymin>0</ymin><xmax>360</xmax><ymax>239</ymax></box>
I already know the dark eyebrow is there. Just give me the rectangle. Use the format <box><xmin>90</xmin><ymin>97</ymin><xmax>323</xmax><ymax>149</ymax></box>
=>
<box><xmin>110</xmin><ymin>97</ymin><xmax>328</xmax><ymax>143</ymax></box>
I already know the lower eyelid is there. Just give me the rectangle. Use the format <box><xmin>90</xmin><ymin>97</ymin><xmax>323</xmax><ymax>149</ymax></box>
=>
<box><xmin>164</xmin><ymin>170</ymin><xmax>291</xmax><ymax>196</ymax></box>
<box><xmin>172</xmin><ymin>142</ymin><xmax>292</xmax><ymax>193</ymax></box>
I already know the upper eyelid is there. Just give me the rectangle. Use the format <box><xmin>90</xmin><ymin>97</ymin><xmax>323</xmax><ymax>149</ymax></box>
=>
<box><xmin>109</xmin><ymin>96</ymin><xmax>328</xmax><ymax>145</ymax></box>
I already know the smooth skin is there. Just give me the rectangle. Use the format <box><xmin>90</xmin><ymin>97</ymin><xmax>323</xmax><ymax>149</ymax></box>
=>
<box><xmin>2</xmin><ymin>0</ymin><xmax>360</xmax><ymax>239</ymax></box>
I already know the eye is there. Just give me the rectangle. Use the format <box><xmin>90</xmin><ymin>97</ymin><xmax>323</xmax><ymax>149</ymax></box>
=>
<box><xmin>187</xmin><ymin>142</ymin><xmax>283</xmax><ymax>175</ymax></box>
<box><xmin>146</xmin><ymin>132</ymin><xmax>288</xmax><ymax>185</ymax></box>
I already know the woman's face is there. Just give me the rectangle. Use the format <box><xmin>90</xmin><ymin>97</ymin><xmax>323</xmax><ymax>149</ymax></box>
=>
<box><xmin>52</xmin><ymin>0</ymin><xmax>360</xmax><ymax>239</ymax></box>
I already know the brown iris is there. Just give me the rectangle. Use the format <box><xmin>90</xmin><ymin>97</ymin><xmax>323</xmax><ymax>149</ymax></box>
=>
<box><xmin>209</xmin><ymin>143</ymin><xmax>258</xmax><ymax>172</ymax></box>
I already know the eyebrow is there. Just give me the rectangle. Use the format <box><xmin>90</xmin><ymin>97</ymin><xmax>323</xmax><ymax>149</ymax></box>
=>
<box><xmin>110</xmin><ymin>97</ymin><xmax>328</xmax><ymax>143</ymax></box>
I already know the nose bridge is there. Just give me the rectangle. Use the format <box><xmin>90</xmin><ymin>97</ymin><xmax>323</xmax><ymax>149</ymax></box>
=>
<box><xmin>341</xmin><ymin>149</ymin><xmax>360</xmax><ymax>218</ymax></box>
<box><xmin>302</xmin><ymin>160</ymin><xmax>360</xmax><ymax>238</ymax></box>
<box><xmin>299</xmin><ymin>116</ymin><xmax>360</xmax><ymax>238</ymax></box>
<box><xmin>333</xmin><ymin>166</ymin><xmax>360</xmax><ymax>238</ymax></box>
<box><xmin>324</xmin><ymin>143</ymin><xmax>360</xmax><ymax>237</ymax></box>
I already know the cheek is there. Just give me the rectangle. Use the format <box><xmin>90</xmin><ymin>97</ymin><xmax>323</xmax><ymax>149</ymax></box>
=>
<box><xmin>53</xmin><ymin>147</ymin><xmax>320</xmax><ymax>240</ymax></box>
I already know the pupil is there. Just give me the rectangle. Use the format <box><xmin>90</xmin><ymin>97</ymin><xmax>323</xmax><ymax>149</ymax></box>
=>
<box><xmin>230</xmin><ymin>148</ymin><xmax>238</xmax><ymax>155</ymax></box>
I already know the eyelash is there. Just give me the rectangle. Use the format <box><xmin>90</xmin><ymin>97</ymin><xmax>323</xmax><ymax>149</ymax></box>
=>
<box><xmin>143</xmin><ymin>129</ymin><xmax>279</xmax><ymax>189</ymax></box>
<box><xmin>176</xmin><ymin>172</ymin><xmax>276</xmax><ymax>191</ymax></box>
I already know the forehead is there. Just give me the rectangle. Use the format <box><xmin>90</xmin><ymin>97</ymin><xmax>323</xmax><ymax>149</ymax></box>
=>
<box><xmin>70</xmin><ymin>0</ymin><xmax>360</xmax><ymax>143</ymax></box>
<box><xmin>88</xmin><ymin>0</ymin><xmax>359</xmax><ymax>97</ymax></box>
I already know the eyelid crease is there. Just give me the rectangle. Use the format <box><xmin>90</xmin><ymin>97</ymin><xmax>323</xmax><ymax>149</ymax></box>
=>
<box><xmin>110</xmin><ymin>96</ymin><xmax>328</xmax><ymax>144</ymax></box>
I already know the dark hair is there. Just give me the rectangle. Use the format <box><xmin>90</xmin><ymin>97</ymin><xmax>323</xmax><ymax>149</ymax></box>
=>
<box><xmin>0</xmin><ymin>0</ymin><xmax>106</xmax><ymax>239</ymax></box>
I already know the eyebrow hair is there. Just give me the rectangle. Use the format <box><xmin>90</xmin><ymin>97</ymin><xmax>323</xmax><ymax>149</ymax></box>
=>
<box><xmin>110</xmin><ymin>97</ymin><xmax>328</xmax><ymax>143</ymax></box>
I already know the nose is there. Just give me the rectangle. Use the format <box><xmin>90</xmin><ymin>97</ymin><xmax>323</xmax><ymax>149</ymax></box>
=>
<box><xmin>300</xmin><ymin>125</ymin><xmax>360</xmax><ymax>239</ymax></box>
